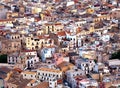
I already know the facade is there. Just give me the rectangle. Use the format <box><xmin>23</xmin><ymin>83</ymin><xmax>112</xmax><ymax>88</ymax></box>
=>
<box><xmin>53</xmin><ymin>53</ymin><xmax>64</xmax><ymax>65</ymax></box>
<box><xmin>7</xmin><ymin>53</ymin><xmax>19</xmax><ymax>64</ymax></box>
<box><xmin>40</xmin><ymin>46</ymin><xmax>56</xmax><ymax>62</ymax></box>
<box><xmin>37</xmin><ymin>67</ymin><xmax>63</xmax><ymax>81</ymax></box>
<box><xmin>22</xmin><ymin>71</ymin><xmax>36</xmax><ymax>80</ymax></box>
<box><xmin>44</xmin><ymin>22</ymin><xmax>64</xmax><ymax>34</ymax></box>
<box><xmin>26</xmin><ymin>55</ymin><xmax>39</xmax><ymax>69</ymax></box>
<box><xmin>21</xmin><ymin>50</ymin><xmax>37</xmax><ymax>56</ymax></box>
<box><xmin>23</xmin><ymin>35</ymin><xmax>54</xmax><ymax>50</ymax></box>
<box><xmin>75</xmin><ymin>59</ymin><xmax>95</xmax><ymax>74</ymax></box>
<box><xmin>1</xmin><ymin>39</ymin><xmax>21</xmax><ymax>53</ymax></box>
<box><xmin>66</xmin><ymin>69</ymin><xmax>85</xmax><ymax>85</ymax></box>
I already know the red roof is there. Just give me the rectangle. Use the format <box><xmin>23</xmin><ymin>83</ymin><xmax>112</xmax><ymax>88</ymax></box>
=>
<box><xmin>0</xmin><ymin>19</ymin><xmax>15</xmax><ymax>22</ymax></box>
<box><xmin>38</xmin><ymin>35</ymin><xmax>50</xmax><ymax>39</ymax></box>
<box><xmin>14</xmin><ymin>68</ymin><xmax>23</xmax><ymax>73</ymax></box>
<box><xmin>57</xmin><ymin>79</ymin><xmax>63</xmax><ymax>84</ymax></box>
<box><xmin>35</xmin><ymin>17</ymin><xmax>41</xmax><ymax>22</ymax></box>
<box><xmin>57</xmin><ymin>31</ymin><xmax>66</xmax><ymax>36</ymax></box>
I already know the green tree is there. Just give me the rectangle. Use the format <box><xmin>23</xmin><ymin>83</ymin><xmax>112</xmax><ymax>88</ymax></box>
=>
<box><xmin>0</xmin><ymin>54</ymin><xmax>7</xmax><ymax>63</ymax></box>
<box><xmin>110</xmin><ymin>50</ymin><xmax>120</xmax><ymax>59</ymax></box>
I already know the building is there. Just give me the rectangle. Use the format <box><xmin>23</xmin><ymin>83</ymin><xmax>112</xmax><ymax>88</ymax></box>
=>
<box><xmin>23</xmin><ymin>35</ymin><xmax>54</xmax><ymax>50</ymax></box>
<box><xmin>7</xmin><ymin>52</ymin><xmax>20</xmax><ymax>64</ymax></box>
<box><xmin>58</xmin><ymin>61</ymin><xmax>75</xmax><ymax>73</ymax></box>
<box><xmin>37</xmin><ymin>67</ymin><xmax>63</xmax><ymax>81</ymax></box>
<box><xmin>53</xmin><ymin>53</ymin><xmax>64</xmax><ymax>65</ymax></box>
<box><xmin>40</xmin><ymin>46</ymin><xmax>56</xmax><ymax>62</ymax></box>
<box><xmin>1</xmin><ymin>39</ymin><xmax>21</xmax><ymax>53</ymax></box>
<box><xmin>21</xmin><ymin>50</ymin><xmax>37</xmax><ymax>56</ymax></box>
<box><xmin>0</xmin><ymin>78</ymin><xmax>4</xmax><ymax>88</ymax></box>
<box><xmin>22</xmin><ymin>71</ymin><xmax>37</xmax><ymax>80</ymax></box>
<box><xmin>66</xmin><ymin>69</ymin><xmax>85</xmax><ymax>85</ymax></box>
<box><xmin>44</xmin><ymin>22</ymin><xmax>64</xmax><ymax>34</ymax></box>
<box><xmin>26</xmin><ymin>55</ymin><xmax>39</xmax><ymax>69</ymax></box>
<box><xmin>79</xmin><ymin>78</ymin><xmax>98</xmax><ymax>88</ymax></box>
<box><xmin>75</xmin><ymin>58</ymin><xmax>95</xmax><ymax>74</ymax></box>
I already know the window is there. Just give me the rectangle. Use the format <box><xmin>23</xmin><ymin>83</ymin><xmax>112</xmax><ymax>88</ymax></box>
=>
<box><xmin>31</xmin><ymin>61</ymin><xmax>33</xmax><ymax>64</ymax></box>
<box><xmin>12</xmin><ymin>58</ymin><xmax>14</xmax><ymax>62</ymax></box>
<box><xmin>38</xmin><ymin>72</ymin><xmax>40</xmax><ymax>75</ymax></box>
<box><xmin>37</xmin><ymin>42</ymin><xmax>39</xmax><ymax>45</ymax></box>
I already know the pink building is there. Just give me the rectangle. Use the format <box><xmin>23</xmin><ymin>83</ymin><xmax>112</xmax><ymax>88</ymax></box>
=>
<box><xmin>53</xmin><ymin>53</ymin><xmax>64</xmax><ymax>65</ymax></box>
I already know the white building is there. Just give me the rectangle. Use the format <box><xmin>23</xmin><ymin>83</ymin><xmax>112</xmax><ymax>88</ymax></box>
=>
<box><xmin>22</xmin><ymin>71</ymin><xmax>37</xmax><ymax>80</ymax></box>
<box><xmin>79</xmin><ymin>78</ymin><xmax>98</xmax><ymax>88</ymax></box>
<box><xmin>27</xmin><ymin>79</ymin><xmax>40</xmax><ymax>87</ymax></box>
<box><xmin>37</xmin><ymin>67</ymin><xmax>62</xmax><ymax>81</ymax></box>
<box><xmin>21</xmin><ymin>50</ymin><xmax>37</xmax><ymax>56</ymax></box>
<box><xmin>75</xmin><ymin>20</ymin><xmax>87</xmax><ymax>27</ymax></box>
<box><xmin>107</xmin><ymin>59</ymin><xmax>120</xmax><ymax>66</ymax></box>
<box><xmin>49</xmin><ymin>79</ymin><xmax>57</xmax><ymax>88</ymax></box>
<box><xmin>7</xmin><ymin>52</ymin><xmax>20</xmax><ymax>64</ymax></box>
<box><xmin>26</xmin><ymin>55</ymin><xmax>39</xmax><ymax>69</ymax></box>
<box><xmin>75</xmin><ymin>59</ymin><xmax>95</xmax><ymax>74</ymax></box>
<box><xmin>40</xmin><ymin>47</ymin><xmax>56</xmax><ymax>62</ymax></box>
<box><xmin>66</xmin><ymin>69</ymin><xmax>85</xmax><ymax>85</ymax></box>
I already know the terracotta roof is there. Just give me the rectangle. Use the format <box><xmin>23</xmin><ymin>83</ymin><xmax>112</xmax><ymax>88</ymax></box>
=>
<box><xmin>35</xmin><ymin>17</ymin><xmax>41</xmax><ymax>22</ymax></box>
<box><xmin>57</xmin><ymin>61</ymin><xmax>74</xmax><ymax>71</ymax></box>
<box><xmin>74</xmin><ymin>75</ymin><xmax>87</xmax><ymax>81</ymax></box>
<box><xmin>57</xmin><ymin>31</ymin><xmax>66</xmax><ymax>36</ymax></box>
<box><xmin>38</xmin><ymin>35</ymin><xmax>50</xmax><ymax>39</ymax></box>
<box><xmin>34</xmin><ymin>82</ymin><xmax>49</xmax><ymax>88</ymax></box>
<box><xmin>38</xmin><ymin>67</ymin><xmax>62</xmax><ymax>73</ymax></box>
<box><xmin>13</xmin><ymin>68</ymin><xmax>23</xmax><ymax>73</ymax></box>
<box><xmin>22</xmin><ymin>71</ymin><xmax>36</xmax><ymax>75</ymax></box>
<box><xmin>57</xmin><ymin>79</ymin><xmax>63</xmax><ymax>84</ymax></box>
<box><xmin>55</xmin><ymin>23</ymin><xmax>62</xmax><ymax>26</ymax></box>
<box><xmin>45</xmin><ymin>23</ymin><xmax>52</xmax><ymax>26</ymax></box>
<box><xmin>29</xmin><ymin>79</ymin><xmax>36</xmax><ymax>84</ymax></box>
<box><xmin>7</xmin><ymin>71</ymin><xmax>32</xmax><ymax>88</ymax></box>
<box><xmin>76</xmin><ymin>27</ymin><xmax>82</xmax><ymax>33</ymax></box>
<box><xmin>0</xmin><ymin>19</ymin><xmax>15</xmax><ymax>22</ymax></box>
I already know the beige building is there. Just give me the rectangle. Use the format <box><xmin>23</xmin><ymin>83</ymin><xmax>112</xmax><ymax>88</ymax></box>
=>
<box><xmin>44</xmin><ymin>22</ymin><xmax>64</xmax><ymax>34</ymax></box>
<box><xmin>6</xmin><ymin>12</ymin><xmax>18</xmax><ymax>19</ymax></box>
<box><xmin>0</xmin><ymin>19</ymin><xmax>15</xmax><ymax>26</ymax></box>
<box><xmin>1</xmin><ymin>39</ymin><xmax>21</xmax><ymax>53</ymax></box>
<box><xmin>23</xmin><ymin>35</ymin><xmax>54</xmax><ymax>50</ymax></box>
<box><xmin>93</xmin><ymin>14</ymin><xmax>113</xmax><ymax>22</ymax></box>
